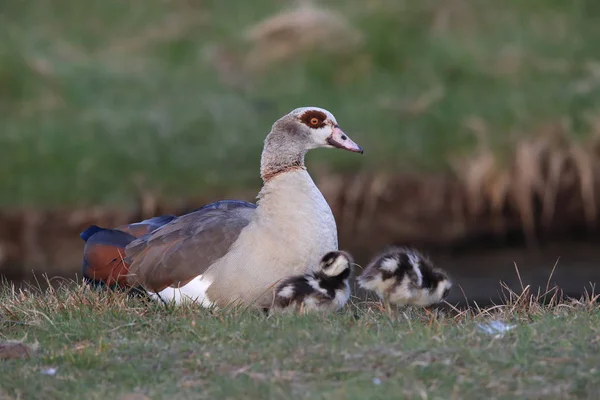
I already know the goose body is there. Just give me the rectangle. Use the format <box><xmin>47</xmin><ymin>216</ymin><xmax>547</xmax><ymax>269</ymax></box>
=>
<box><xmin>80</xmin><ymin>107</ymin><xmax>362</xmax><ymax>308</ymax></box>
<box><xmin>201</xmin><ymin>170</ymin><xmax>338</xmax><ymax>307</ymax></box>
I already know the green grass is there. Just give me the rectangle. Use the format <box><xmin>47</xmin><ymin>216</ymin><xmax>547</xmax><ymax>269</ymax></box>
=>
<box><xmin>2</xmin><ymin>0</ymin><xmax>600</xmax><ymax>206</ymax></box>
<box><xmin>2</xmin><ymin>282</ymin><xmax>600</xmax><ymax>399</ymax></box>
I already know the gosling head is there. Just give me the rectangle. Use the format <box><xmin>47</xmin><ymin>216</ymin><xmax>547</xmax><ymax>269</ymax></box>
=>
<box><xmin>319</xmin><ymin>250</ymin><xmax>353</xmax><ymax>278</ymax></box>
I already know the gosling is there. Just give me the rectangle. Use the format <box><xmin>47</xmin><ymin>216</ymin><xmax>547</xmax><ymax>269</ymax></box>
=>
<box><xmin>271</xmin><ymin>251</ymin><xmax>353</xmax><ymax>314</ymax></box>
<box><xmin>357</xmin><ymin>247</ymin><xmax>451</xmax><ymax>307</ymax></box>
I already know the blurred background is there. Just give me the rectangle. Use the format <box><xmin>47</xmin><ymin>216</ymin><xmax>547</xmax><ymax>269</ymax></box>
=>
<box><xmin>2</xmin><ymin>0</ymin><xmax>600</xmax><ymax>305</ymax></box>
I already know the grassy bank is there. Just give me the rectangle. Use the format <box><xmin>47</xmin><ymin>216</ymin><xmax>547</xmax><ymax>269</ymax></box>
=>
<box><xmin>1</xmin><ymin>281</ymin><xmax>600</xmax><ymax>399</ymax></box>
<box><xmin>2</xmin><ymin>0</ymin><xmax>600</xmax><ymax>206</ymax></box>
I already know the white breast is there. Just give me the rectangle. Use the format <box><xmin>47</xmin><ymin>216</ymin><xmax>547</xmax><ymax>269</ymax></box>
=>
<box><xmin>204</xmin><ymin>169</ymin><xmax>339</xmax><ymax>306</ymax></box>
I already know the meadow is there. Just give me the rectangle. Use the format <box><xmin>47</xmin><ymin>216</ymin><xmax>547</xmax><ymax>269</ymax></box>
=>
<box><xmin>1</xmin><ymin>280</ymin><xmax>600</xmax><ymax>399</ymax></box>
<box><xmin>2</xmin><ymin>0</ymin><xmax>600</xmax><ymax>206</ymax></box>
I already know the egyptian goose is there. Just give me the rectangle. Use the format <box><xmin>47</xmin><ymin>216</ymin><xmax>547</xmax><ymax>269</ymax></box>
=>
<box><xmin>357</xmin><ymin>247</ymin><xmax>451</xmax><ymax>308</ymax></box>
<box><xmin>80</xmin><ymin>107</ymin><xmax>363</xmax><ymax>308</ymax></box>
<box><xmin>271</xmin><ymin>250</ymin><xmax>353</xmax><ymax>314</ymax></box>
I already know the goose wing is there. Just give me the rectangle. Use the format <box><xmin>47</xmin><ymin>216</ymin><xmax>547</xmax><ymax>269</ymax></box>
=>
<box><xmin>125</xmin><ymin>200</ymin><xmax>257</xmax><ymax>291</ymax></box>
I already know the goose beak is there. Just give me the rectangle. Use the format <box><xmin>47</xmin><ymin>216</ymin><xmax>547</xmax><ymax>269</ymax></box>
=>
<box><xmin>327</xmin><ymin>125</ymin><xmax>363</xmax><ymax>154</ymax></box>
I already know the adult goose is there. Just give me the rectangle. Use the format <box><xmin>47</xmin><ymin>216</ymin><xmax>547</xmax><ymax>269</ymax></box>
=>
<box><xmin>81</xmin><ymin>107</ymin><xmax>363</xmax><ymax>308</ymax></box>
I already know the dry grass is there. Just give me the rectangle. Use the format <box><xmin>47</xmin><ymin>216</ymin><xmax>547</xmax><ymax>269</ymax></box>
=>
<box><xmin>2</xmin><ymin>265</ymin><xmax>598</xmax><ymax>326</ymax></box>
<box><xmin>444</xmin><ymin>262</ymin><xmax>600</xmax><ymax>323</ymax></box>
<box><xmin>453</xmin><ymin>127</ymin><xmax>600</xmax><ymax>246</ymax></box>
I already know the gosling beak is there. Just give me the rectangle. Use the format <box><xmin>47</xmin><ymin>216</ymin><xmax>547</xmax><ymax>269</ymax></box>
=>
<box><xmin>326</xmin><ymin>125</ymin><xmax>363</xmax><ymax>154</ymax></box>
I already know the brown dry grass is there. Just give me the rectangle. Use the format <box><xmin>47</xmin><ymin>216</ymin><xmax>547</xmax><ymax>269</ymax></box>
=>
<box><xmin>453</xmin><ymin>125</ymin><xmax>600</xmax><ymax>246</ymax></box>
<box><xmin>443</xmin><ymin>262</ymin><xmax>600</xmax><ymax>323</ymax></box>
<box><xmin>2</xmin><ymin>264</ymin><xmax>598</xmax><ymax>326</ymax></box>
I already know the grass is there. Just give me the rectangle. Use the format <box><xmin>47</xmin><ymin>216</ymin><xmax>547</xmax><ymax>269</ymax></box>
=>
<box><xmin>2</xmin><ymin>0</ymin><xmax>600</xmax><ymax>206</ymax></box>
<box><xmin>1</xmin><ymin>280</ymin><xmax>600</xmax><ymax>399</ymax></box>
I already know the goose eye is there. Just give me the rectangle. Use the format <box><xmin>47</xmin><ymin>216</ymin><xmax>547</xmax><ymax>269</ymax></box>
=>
<box><xmin>310</xmin><ymin>117</ymin><xmax>320</xmax><ymax>126</ymax></box>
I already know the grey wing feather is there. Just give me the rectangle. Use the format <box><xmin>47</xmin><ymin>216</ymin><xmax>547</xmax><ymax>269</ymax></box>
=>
<box><xmin>125</xmin><ymin>201</ymin><xmax>256</xmax><ymax>291</ymax></box>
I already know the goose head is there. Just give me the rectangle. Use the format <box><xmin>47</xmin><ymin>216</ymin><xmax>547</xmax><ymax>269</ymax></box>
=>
<box><xmin>282</xmin><ymin>107</ymin><xmax>363</xmax><ymax>153</ymax></box>
<box><xmin>261</xmin><ymin>107</ymin><xmax>363</xmax><ymax>181</ymax></box>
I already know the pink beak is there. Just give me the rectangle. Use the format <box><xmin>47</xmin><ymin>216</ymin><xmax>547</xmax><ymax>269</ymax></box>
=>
<box><xmin>327</xmin><ymin>125</ymin><xmax>363</xmax><ymax>154</ymax></box>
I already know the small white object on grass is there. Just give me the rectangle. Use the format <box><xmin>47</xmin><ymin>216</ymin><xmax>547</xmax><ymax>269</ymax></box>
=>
<box><xmin>477</xmin><ymin>320</ymin><xmax>516</xmax><ymax>337</ymax></box>
<box><xmin>40</xmin><ymin>367</ymin><xmax>58</xmax><ymax>376</ymax></box>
